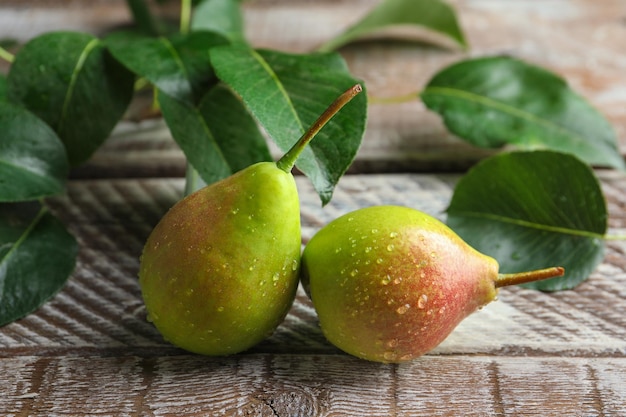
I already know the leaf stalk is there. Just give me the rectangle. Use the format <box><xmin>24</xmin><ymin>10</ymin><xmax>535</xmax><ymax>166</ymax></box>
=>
<box><xmin>368</xmin><ymin>91</ymin><xmax>421</xmax><ymax>105</ymax></box>
<box><xmin>0</xmin><ymin>45</ymin><xmax>15</xmax><ymax>63</ymax></box>
<box><xmin>180</xmin><ymin>0</ymin><xmax>192</xmax><ymax>34</ymax></box>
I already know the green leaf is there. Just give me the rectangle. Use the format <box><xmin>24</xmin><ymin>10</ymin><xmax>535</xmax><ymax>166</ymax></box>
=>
<box><xmin>125</xmin><ymin>0</ymin><xmax>161</xmax><ymax>36</ymax></box>
<box><xmin>210</xmin><ymin>45</ymin><xmax>368</xmax><ymax>205</ymax></box>
<box><xmin>106</xmin><ymin>30</ymin><xmax>229</xmax><ymax>104</ymax></box>
<box><xmin>446</xmin><ymin>150</ymin><xmax>607</xmax><ymax>291</ymax></box>
<box><xmin>0</xmin><ymin>74</ymin><xmax>7</xmax><ymax>101</ymax></box>
<box><xmin>422</xmin><ymin>56</ymin><xmax>625</xmax><ymax>170</ymax></box>
<box><xmin>7</xmin><ymin>31</ymin><xmax>134</xmax><ymax>166</ymax></box>
<box><xmin>159</xmin><ymin>83</ymin><xmax>271</xmax><ymax>189</ymax></box>
<box><xmin>0</xmin><ymin>201</ymin><xmax>78</xmax><ymax>326</ymax></box>
<box><xmin>0</xmin><ymin>102</ymin><xmax>69</xmax><ymax>202</ymax></box>
<box><xmin>318</xmin><ymin>0</ymin><xmax>467</xmax><ymax>52</ymax></box>
<box><xmin>192</xmin><ymin>0</ymin><xmax>246</xmax><ymax>44</ymax></box>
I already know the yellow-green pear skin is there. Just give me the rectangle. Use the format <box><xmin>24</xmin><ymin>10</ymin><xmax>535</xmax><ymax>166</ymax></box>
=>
<box><xmin>139</xmin><ymin>162</ymin><xmax>301</xmax><ymax>356</ymax></box>
<box><xmin>300</xmin><ymin>205</ymin><xmax>499</xmax><ymax>363</ymax></box>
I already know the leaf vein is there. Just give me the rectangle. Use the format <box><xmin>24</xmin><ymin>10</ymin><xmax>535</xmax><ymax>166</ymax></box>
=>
<box><xmin>423</xmin><ymin>86</ymin><xmax>588</xmax><ymax>146</ymax></box>
<box><xmin>57</xmin><ymin>38</ymin><xmax>101</xmax><ymax>133</ymax></box>
<box><xmin>158</xmin><ymin>36</ymin><xmax>192</xmax><ymax>97</ymax></box>
<box><xmin>249</xmin><ymin>49</ymin><xmax>304</xmax><ymax>135</ymax></box>
<box><xmin>451</xmin><ymin>210</ymin><xmax>605</xmax><ymax>239</ymax></box>
<box><xmin>0</xmin><ymin>205</ymin><xmax>47</xmax><ymax>280</ymax></box>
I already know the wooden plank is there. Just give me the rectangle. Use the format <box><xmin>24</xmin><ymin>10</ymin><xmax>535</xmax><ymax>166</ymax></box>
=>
<box><xmin>1</xmin><ymin>355</ymin><xmax>625</xmax><ymax>415</ymax></box>
<box><xmin>396</xmin><ymin>357</ymin><xmax>626</xmax><ymax>416</ymax></box>
<box><xmin>0</xmin><ymin>173</ymin><xmax>624</xmax><ymax>414</ymax></box>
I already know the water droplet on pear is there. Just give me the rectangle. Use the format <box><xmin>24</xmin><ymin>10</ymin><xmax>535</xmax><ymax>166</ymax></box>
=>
<box><xmin>139</xmin><ymin>84</ymin><xmax>363</xmax><ymax>356</ymax></box>
<box><xmin>300</xmin><ymin>205</ymin><xmax>564</xmax><ymax>363</ymax></box>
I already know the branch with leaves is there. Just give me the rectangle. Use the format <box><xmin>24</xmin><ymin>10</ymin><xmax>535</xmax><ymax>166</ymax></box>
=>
<box><xmin>0</xmin><ymin>0</ymin><xmax>624</xmax><ymax>326</ymax></box>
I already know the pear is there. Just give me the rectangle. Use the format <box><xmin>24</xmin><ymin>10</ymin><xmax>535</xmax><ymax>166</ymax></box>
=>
<box><xmin>139</xmin><ymin>84</ymin><xmax>363</xmax><ymax>355</ymax></box>
<box><xmin>300</xmin><ymin>205</ymin><xmax>564</xmax><ymax>363</ymax></box>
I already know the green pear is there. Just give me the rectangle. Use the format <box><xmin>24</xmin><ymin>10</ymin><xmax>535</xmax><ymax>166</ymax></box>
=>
<box><xmin>300</xmin><ymin>205</ymin><xmax>564</xmax><ymax>363</ymax></box>
<box><xmin>139</xmin><ymin>84</ymin><xmax>362</xmax><ymax>355</ymax></box>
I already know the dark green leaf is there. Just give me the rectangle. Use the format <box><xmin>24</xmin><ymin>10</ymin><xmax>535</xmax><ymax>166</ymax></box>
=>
<box><xmin>0</xmin><ymin>74</ymin><xmax>7</xmax><ymax>101</ymax></box>
<box><xmin>210</xmin><ymin>45</ymin><xmax>367</xmax><ymax>205</ymax></box>
<box><xmin>0</xmin><ymin>102</ymin><xmax>69</xmax><ymax>201</ymax></box>
<box><xmin>126</xmin><ymin>0</ymin><xmax>161</xmax><ymax>36</ymax></box>
<box><xmin>0</xmin><ymin>201</ymin><xmax>78</xmax><ymax>326</ymax></box>
<box><xmin>192</xmin><ymin>0</ymin><xmax>246</xmax><ymax>44</ymax></box>
<box><xmin>0</xmin><ymin>39</ymin><xmax>18</xmax><ymax>50</ymax></box>
<box><xmin>446</xmin><ymin>150</ymin><xmax>607</xmax><ymax>291</ymax></box>
<box><xmin>318</xmin><ymin>0</ymin><xmax>467</xmax><ymax>52</ymax></box>
<box><xmin>159</xmin><ymin>83</ymin><xmax>271</xmax><ymax>189</ymax></box>
<box><xmin>422</xmin><ymin>56</ymin><xmax>625</xmax><ymax>170</ymax></box>
<box><xmin>106</xmin><ymin>30</ymin><xmax>229</xmax><ymax>104</ymax></box>
<box><xmin>7</xmin><ymin>31</ymin><xmax>134</xmax><ymax>166</ymax></box>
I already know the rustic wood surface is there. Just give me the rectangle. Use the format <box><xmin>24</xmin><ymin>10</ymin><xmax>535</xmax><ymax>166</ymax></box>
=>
<box><xmin>1</xmin><ymin>0</ymin><xmax>626</xmax><ymax>416</ymax></box>
<box><xmin>1</xmin><ymin>173</ymin><xmax>626</xmax><ymax>416</ymax></box>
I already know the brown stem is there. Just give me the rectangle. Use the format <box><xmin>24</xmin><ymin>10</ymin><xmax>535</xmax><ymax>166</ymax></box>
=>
<box><xmin>276</xmin><ymin>84</ymin><xmax>363</xmax><ymax>173</ymax></box>
<box><xmin>495</xmin><ymin>266</ymin><xmax>565</xmax><ymax>288</ymax></box>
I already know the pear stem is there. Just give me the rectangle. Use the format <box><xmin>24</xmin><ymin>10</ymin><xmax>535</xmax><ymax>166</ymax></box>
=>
<box><xmin>276</xmin><ymin>83</ymin><xmax>363</xmax><ymax>173</ymax></box>
<box><xmin>495</xmin><ymin>266</ymin><xmax>565</xmax><ymax>288</ymax></box>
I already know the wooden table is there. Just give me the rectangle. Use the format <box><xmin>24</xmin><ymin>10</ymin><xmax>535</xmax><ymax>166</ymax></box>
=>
<box><xmin>1</xmin><ymin>1</ymin><xmax>626</xmax><ymax>415</ymax></box>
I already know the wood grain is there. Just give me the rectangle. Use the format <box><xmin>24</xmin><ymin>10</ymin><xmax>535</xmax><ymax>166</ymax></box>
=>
<box><xmin>0</xmin><ymin>178</ymin><xmax>624</xmax><ymax>415</ymax></box>
<box><xmin>1</xmin><ymin>174</ymin><xmax>624</xmax><ymax>416</ymax></box>
<box><xmin>1</xmin><ymin>1</ymin><xmax>626</xmax><ymax>415</ymax></box>
<box><xmin>2</xmin><ymin>355</ymin><xmax>625</xmax><ymax>416</ymax></box>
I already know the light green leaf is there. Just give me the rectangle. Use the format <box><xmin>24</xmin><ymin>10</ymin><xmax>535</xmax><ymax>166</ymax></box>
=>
<box><xmin>0</xmin><ymin>102</ymin><xmax>69</xmax><ymax>202</ymax></box>
<box><xmin>318</xmin><ymin>0</ymin><xmax>467</xmax><ymax>52</ymax></box>
<box><xmin>422</xmin><ymin>56</ymin><xmax>625</xmax><ymax>170</ymax></box>
<box><xmin>446</xmin><ymin>150</ymin><xmax>607</xmax><ymax>291</ymax></box>
<box><xmin>210</xmin><ymin>45</ymin><xmax>367</xmax><ymax>205</ymax></box>
<box><xmin>192</xmin><ymin>0</ymin><xmax>246</xmax><ymax>44</ymax></box>
<box><xmin>7</xmin><ymin>31</ymin><xmax>134</xmax><ymax>166</ymax></box>
<box><xmin>0</xmin><ymin>201</ymin><xmax>78</xmax><ymax>326</ymax></box>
